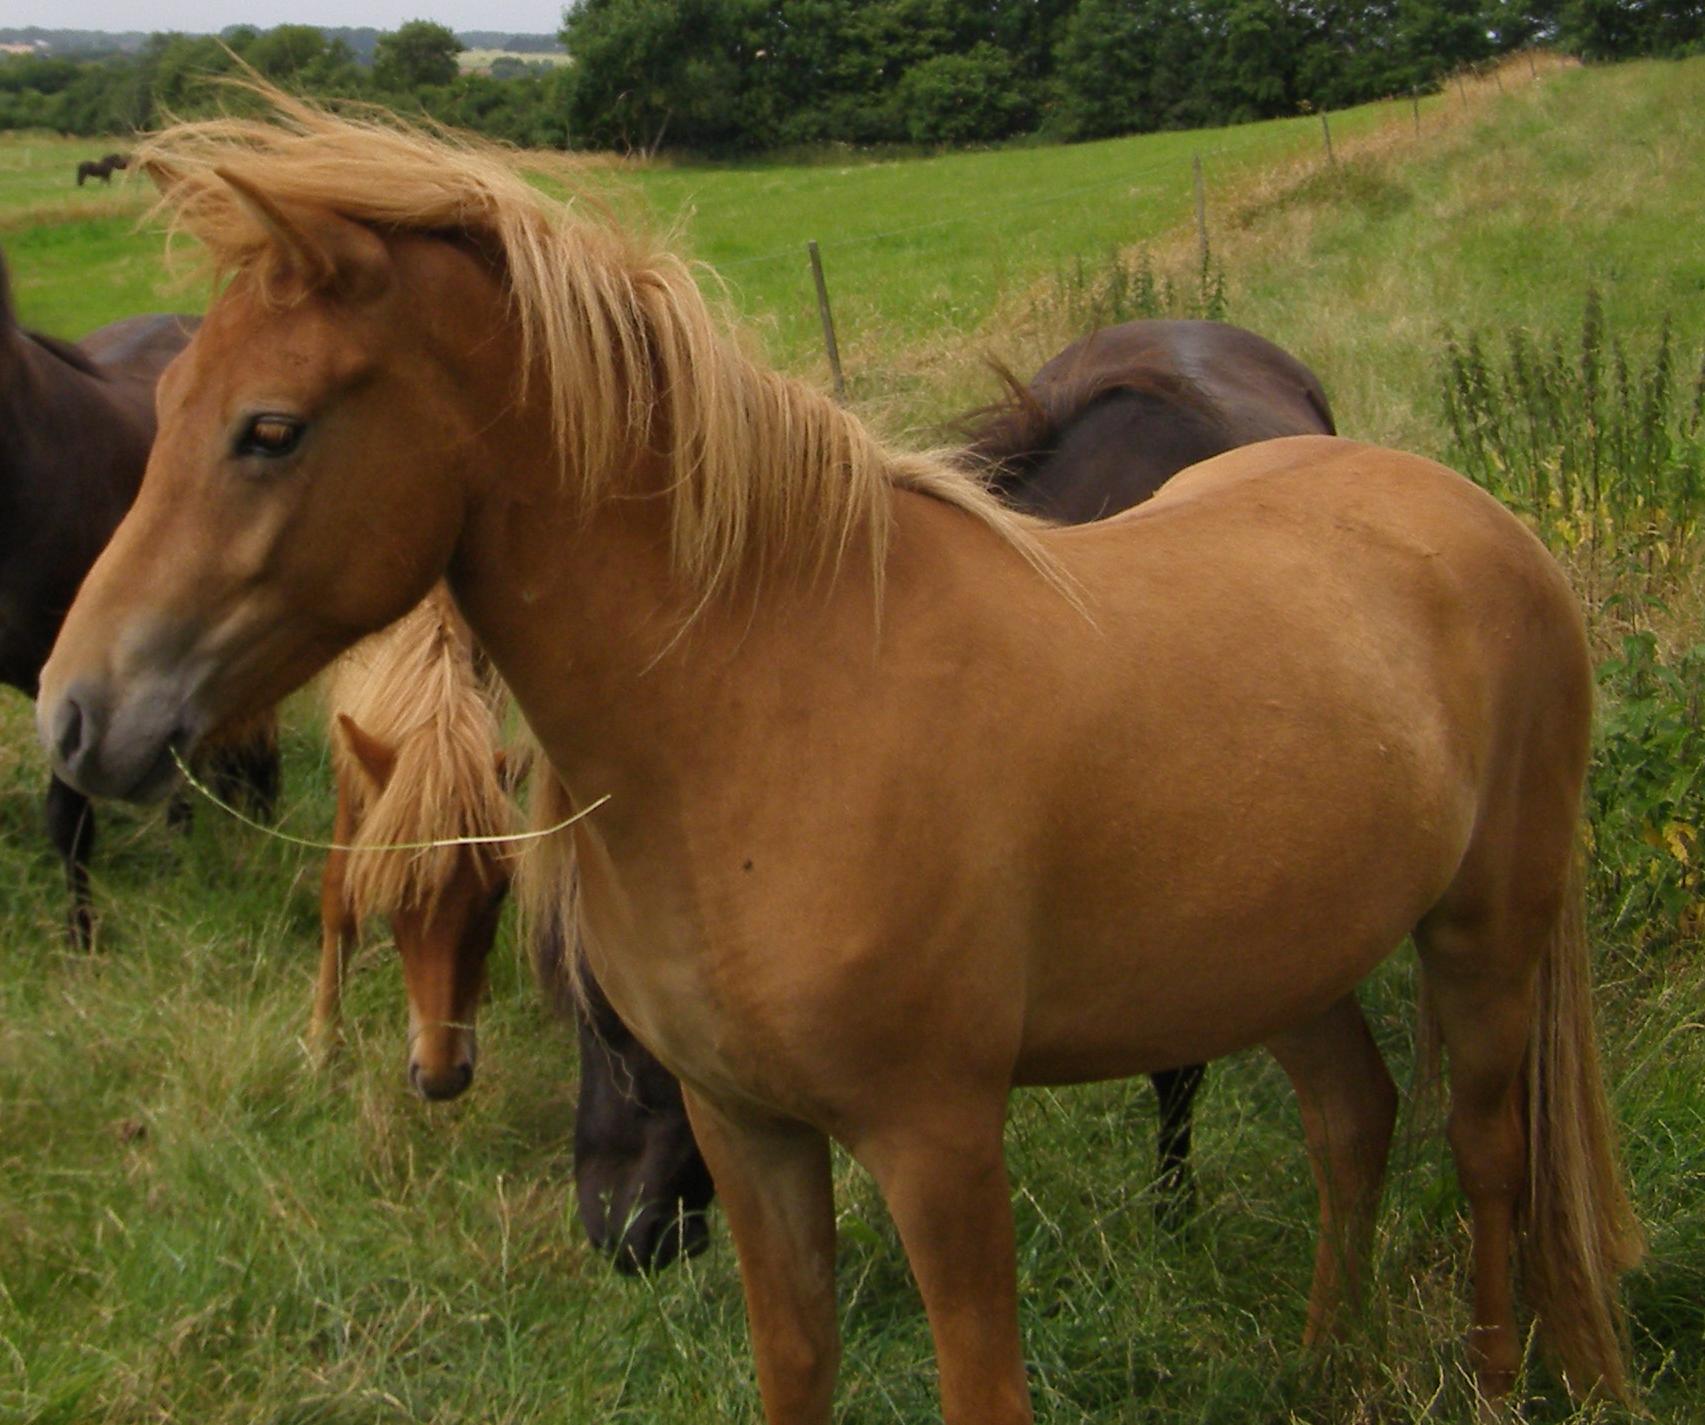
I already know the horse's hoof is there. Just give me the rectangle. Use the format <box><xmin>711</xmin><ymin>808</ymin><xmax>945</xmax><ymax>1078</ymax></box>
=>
<box><xmin>305</xmin><ymin>1022</ymin><xmax>344</xmax><ymax>1069</ymax></box>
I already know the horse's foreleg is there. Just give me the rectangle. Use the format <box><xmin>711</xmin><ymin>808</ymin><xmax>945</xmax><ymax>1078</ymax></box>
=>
<box><xmin>854</xmin><ymin>1100</ymin><xmax>1031</xmax><ymax>1425</ymax></box>
<box><xmin>309</xmin><ymin>780</ymin><xmax>359</xmax><ymax>1058</ymax></box>
<box><xmin>1265</xmin><ymin>993</ymin><xmax>1396</xmax><ymax>1348</ymax></box>
<box><xmin>681</xmin><ymin>1089</ymin><xmax>839</xmax><ymax>1424</ymax></box>
<box><xmin>1150</xmin><ymin>1063</ymin><xmax>1206</xmax><ymax>1230</ymax></box>
<box><xmin>44</xmin><ymin>774</ymin><xmax>96</xmax><ymax>947</ymax></box>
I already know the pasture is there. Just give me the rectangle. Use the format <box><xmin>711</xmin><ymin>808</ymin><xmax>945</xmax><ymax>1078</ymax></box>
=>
<box><xmin>2</xmin><ymin>54</ymin><xmax>1704</xmax><ymax>1424</ymax></box>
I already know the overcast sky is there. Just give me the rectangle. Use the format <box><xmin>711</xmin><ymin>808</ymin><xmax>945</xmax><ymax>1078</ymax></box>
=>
<box><xmin>9</xmin><ymin>0</ymin><xmax>566</xmax><ymax>37</ymax></box>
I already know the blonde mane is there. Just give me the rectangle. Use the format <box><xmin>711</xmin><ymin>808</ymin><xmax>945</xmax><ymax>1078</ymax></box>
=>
<box><xmin>326</xmin><ymin>585</ymin><xmax>511</xmax><ymax>921</ymax></box>
<box><xmin>135</xmin><ymin>82</ymin><xmax>1060</xmax><ymax>613</ymax></box>
<box><xmin>514</xmin><ymin>765</ymin><xmax>585</xmax><ymax>1018</ymax></box>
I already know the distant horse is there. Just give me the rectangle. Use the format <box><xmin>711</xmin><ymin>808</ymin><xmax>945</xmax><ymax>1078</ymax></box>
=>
<box><xmin>42</xmin><ymin>90</ymin><xmax>1640</xmax><ymax>1419</ymax></box>
<box><xmin>0</xmin><ymin>245</ymin><xmax>277</xmax><ymax>944</ymax></box>
<box><xmin>547</xmin><ymin>318</ymin><xmax>1340</xmax><ymax>1271</ymax></box>
<box><xmin>75</xmin><ymin>153</ymin><xmax>129</xmax><ymax>186</ymax></box>
<box><xmin>309</xmin><ymin>584</ymin><xmax>513</xmax><ymax>1100</ymax></box>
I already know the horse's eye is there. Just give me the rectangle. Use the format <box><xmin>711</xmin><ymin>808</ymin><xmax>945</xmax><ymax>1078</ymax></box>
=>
<box><xmin>236</xmin><ymin>414</ymin><xmax>305</xmax><ymax>459</ymax></box>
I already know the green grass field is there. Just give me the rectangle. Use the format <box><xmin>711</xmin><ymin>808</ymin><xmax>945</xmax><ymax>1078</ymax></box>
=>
<box><xmin>3</xmin><ymin>54</ymin><xmax>1704</xmax><ymax>1424</ymax></box>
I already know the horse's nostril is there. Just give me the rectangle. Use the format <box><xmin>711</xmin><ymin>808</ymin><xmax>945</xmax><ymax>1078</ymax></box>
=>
<box><xmin>409</xmin><ymin>1059</ymin><xmax>474</xmax><ymax>1101</ymax></box>
<box><xmin>52</xmin><ymin>695</ymin><xmax>86</xmax><ymax>766</ymax></box>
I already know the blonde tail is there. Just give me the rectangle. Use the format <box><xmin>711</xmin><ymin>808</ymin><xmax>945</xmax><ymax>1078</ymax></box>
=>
<box><xmin>1521</xmin><ymin>852</ymin><xmax>1644</xmax><ymax>1400</ymax></box>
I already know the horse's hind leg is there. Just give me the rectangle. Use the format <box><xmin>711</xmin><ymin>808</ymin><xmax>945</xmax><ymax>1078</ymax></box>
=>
<box><xmin>853</xmin><ymin>1097</ymin><xmax>1031</xmax><ymax>1424</ymax></box>
<box><xmin>44</xmin><ymin>774</ymin><xmax>96</xmax><ymax>948</ymax></box>
<box><xmin>1265</xmin><ymin>993</ymin><xmax>1397</xmax><ymax>1348</ymax></box>
<box><xmin>681</xmin><ymin>1090</ymin><xmax>840</xmax><ymax>1424</ymax></box>
<box><xmin>1415</xmin><ymin>904</ymin><xmax>1540</xmax><ymax>1404</ymax></box>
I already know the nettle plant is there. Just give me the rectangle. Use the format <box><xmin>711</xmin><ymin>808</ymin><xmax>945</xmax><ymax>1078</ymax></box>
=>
<box><xmin>1052</xmin><ymin>245</ymin><xmax>1229</xmax><ymax>332</ymax></box>
<box><xmin>1441</xmin><ymin>294</ymin><xmax>1705</xmax><ymax>947</ymax></box>
<box><xmin>1441</xmin><ymin>290</ymin><xmax>1705</xmax><ymax>611</ymax></box>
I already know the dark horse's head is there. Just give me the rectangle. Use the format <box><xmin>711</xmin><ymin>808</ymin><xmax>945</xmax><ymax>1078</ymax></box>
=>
<box><xmin>533</xmin><ymin>913</ymin><xmax>715</xmax><ymax>1273</ymax></box>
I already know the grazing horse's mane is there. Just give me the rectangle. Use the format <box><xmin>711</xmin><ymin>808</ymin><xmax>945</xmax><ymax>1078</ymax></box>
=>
<box><xmin>324</xmin><ymin>586</ymin><xmax>511</xmax><ymax>921</ymax></box>
<box><xmin>135</xmin><ymin>83</ymin><xmax>1056</xmax><ymax>612</ymax></box>
<box><xmin>958</xmin><ymin>353</ymin><xmax>1215</xmax><ymax>478</ymax></box>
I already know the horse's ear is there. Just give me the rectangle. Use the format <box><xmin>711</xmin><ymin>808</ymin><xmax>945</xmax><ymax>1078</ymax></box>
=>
<box><xmin>214</xmin><ymin>166</ymin><xmax>390</xmax><ymax>303</ymax></box>
<box><xmin>337</xmin><ymin>713</ymin><xmax>397</xmax><ymax>792</ymax></box>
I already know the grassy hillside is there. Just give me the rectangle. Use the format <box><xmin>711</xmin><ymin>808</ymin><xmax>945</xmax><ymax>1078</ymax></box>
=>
<box><xmin>3</xmin><ymin>54</ymin><xmax>1703</xmax><ymax>1425</ymax></box>
<box><xmin>2</xmin><ymin>77</ymin><xmax>1449</xmax><ymax>357</ymax></box>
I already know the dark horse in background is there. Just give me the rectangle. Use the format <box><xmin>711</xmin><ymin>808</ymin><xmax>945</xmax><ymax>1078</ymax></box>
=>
<box><xmin>553</xmin><ymin>317</ymin><xmax>1338</xmax><ymax>1272</ymax></box>
<box><xmin>0</xmin><ymin>248</ymin><xmax>277</xmax><ymax>944</ymax></box>
<box><xmin>75</xmin><ymin>153</ymin><xmax>129</xmax><ymax>186</ymax></box>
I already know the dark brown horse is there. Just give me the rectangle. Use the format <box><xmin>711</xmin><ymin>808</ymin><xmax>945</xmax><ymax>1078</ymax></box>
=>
<box><xmin>560</xmin><ymin>318</ymin><xmax>1338</xmax><ymax>1271</ymax></box>
<box><xmin>75</xmin><ymin>153</ymin><xmax>129</xmax><ymax>186</ymax></box>
<box><xmin>0</xmin><ymin>247</ymin><xmax>275</xmax><ymax>943</ymax></box>
<box><xmin>964</xmin><ymin>319</ymin><xmax>1336</xmax><ymax>520</ymax></box>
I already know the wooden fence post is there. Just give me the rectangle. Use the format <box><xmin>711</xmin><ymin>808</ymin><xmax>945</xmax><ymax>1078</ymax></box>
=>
<box><xmin>1411</xmin><ymin>90</ymin><xmax>1421</xmax><ymax>135</ymax></box>
<box><xmin>1320</xmin><ymin>111</ymin><xmax>1335</xmax><ymax>168</ymax></box>
<box><xmin>806</xmin><ymin>240</ymin><xmax>846</xmax><ymax>403</ymax></box>
<box><xmin>1192</xmin><ymin>153</ymin><xmax>1208</xmax><ymax>269</ymax></box>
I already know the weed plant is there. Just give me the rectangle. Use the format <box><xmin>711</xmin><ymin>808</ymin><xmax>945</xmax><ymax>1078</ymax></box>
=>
<box><xmin>1441</xmin><ymin>290</ymin><xmax>1705</xmax><ymax>612</ymax></box>
<box><xmin>1440</xmin><ymin>293</ymin><xmax>1705</xmax><ymax>950</ymax></box>
<box><xmin>1051</xmin><ymin>246</ymin><xmax>1229</xmax><ymax>332</ymax></box>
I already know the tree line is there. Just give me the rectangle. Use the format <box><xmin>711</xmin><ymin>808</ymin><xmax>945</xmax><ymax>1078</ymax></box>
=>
<box><xmin>0</xmin><ymin>23</ymin><xmax>572</xmax><ymax>148</ymax></box>
<box><xmin>2</xmin><ymin>2</ymin><xmax>1700</xmax><ymax>155</ymax></box>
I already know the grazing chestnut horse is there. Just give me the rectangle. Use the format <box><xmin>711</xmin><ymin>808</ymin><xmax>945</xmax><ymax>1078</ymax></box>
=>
<box><xmin>555</xmin><ymin>317</ymin><xmax>1340</xmax><ymax>1270</ymax></box>
<box><xmin>39</xmin><ymin>91</ymin><xmax>1640</xmax><ymax>1420</ymax></box>
<box><xmin>308</xmin><ymin>584</ymin><xmax>513</xmax><ymax>1099</ymax></box>
<box><xmin>0</xmin><ymin>246</ymin><xmax>276</xmax><ymax>945</ymax></box>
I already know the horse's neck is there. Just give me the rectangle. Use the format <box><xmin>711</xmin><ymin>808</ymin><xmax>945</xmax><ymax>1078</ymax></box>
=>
<box><xmin>450</xmin><ymin>447</ymin><xmax>890</xmax><ymax>836</ymax></box>
<box><xmin>4</xmin><ymin>330</ymin><xmax>144</xmax><ymax>484</ymax></box>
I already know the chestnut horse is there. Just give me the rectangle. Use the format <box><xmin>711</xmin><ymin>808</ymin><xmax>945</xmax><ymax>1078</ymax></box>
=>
<box><xmin>0</xmin><ymin>245</ymin><xmax>276</xmax><ymax>945</ymax></box>
<box><xmin>40</xmin><ymin>92</ymin><xmax>1640</xmax><ymax>1420</ymax></box>
<box><xmin>309</xmin><ymin>584</ymin><xmax>513</xmax><ymax>1099</ymax></box>
<box><xmin>556</xmin><ymin>317</ymin><xmax>1340</xmax><ymax>1270</ymax></box>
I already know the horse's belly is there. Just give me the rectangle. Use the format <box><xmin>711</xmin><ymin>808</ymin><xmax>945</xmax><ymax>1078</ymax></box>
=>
<box><xmin>1010</xmin><ymin>770</ymin><xmax>1469</xmax><ymax>1084</ymax></box>
<box><xmin>1011</xmin><ymin>920</ymin><xmax>1401</xmax><ymax>1084</ymax></box>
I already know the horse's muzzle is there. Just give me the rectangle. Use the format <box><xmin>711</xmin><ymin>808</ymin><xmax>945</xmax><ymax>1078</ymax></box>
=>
<box><xmin>38</xmin><ymin>678</ymin><xmax>195</xmax><ymax>804</ymax></box>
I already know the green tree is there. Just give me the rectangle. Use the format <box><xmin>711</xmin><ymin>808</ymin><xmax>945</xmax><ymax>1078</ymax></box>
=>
<box><xmin>375</xmin><ymin>20</ymin><xmax>462</xmax><ymax>91</ymax></box>
<box><xmin>1397</xmin><ymin>0</ymin><xmax>1494</xmax><ymax>84</ymax></box>
<box><xmin>895</xmin><ymin>43</ymin><xmax>1031</xmax><ymax>144</ymax></box>
<box><xmin>1053</xmin><ymin>0</ymin><xmax>1210</xmax><ymax>140</ymax></box>
<box><xmin>1561</xmin><ymin>0</ymin><xmax>1705</xmax><ymax>57</ymax></box>
<box><xmin>560</xmin><ymin>0</ymin><xmax>774</xmax><ymax>153</ymax></box>
<box><xmin>1217</xmin><ymin>0</ymin><xmax>1305</xmax><ymax>120</ymax></box>
<box><xmin>247</xmin><ymin>24</ymin><xmax>331</xmax><ymax>81</ymax></box>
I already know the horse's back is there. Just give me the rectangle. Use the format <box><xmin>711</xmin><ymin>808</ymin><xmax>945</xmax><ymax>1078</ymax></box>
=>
<box><xmin>1034</xmin><ymin>319</ymin><xmax>1335</xmax><ymax>447</ymax></box>
<box><xmin>994</xmin><ymin>437</ymin><xmax>1589</xmax><ymax>1075</ymax></box>
<box><xmin>79</xmin><ymin>314</ymin><xmax>198</xmax><ymax>391</ymax></box>
<box><xmin>998</xmin><ymin>320</ymin><xmax>1334</xmax><ymax>521</ymax></box>
<box><xmin>1072</xmin><ymin>436</ymin><xmax>1586</xmax><ymax>689</ymax></box>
